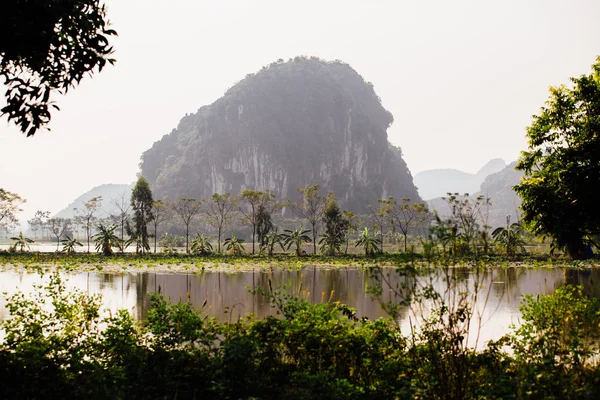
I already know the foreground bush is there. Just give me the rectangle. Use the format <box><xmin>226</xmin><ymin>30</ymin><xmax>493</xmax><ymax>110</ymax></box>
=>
<box><xmin>0</xmin><ymin>274</ymin><xmax>600</xmax><ymax>399</ymax></box>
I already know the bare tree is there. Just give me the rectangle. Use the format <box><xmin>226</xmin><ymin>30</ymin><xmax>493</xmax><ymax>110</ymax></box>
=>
<box><xmin>204</xmin><ymin>193</ymin><xmax>236</xmax><ymax>253</ymax></box>
<box><xmin>47</xmin><ymin>218</ymin><xmax>71</xmax><ymax>251</ymax></box>
<box><xmin>109</xmin><ymin>192</ymin><xmax>132</xmax><ymax>242</ymax></box>
<box><xmin>289</xmin><ymin>185</ymin><xmax>326</xmax><ymax>255</ymax></box>
<box><xmin>150</xmin><ymin>200</ymin><xmax>172</xmax><ymax>253</ymax></box>
<box><xmin>74</xmin><ymin>196</ymin><xmax>102</xmax><ymax>252</ymax></box>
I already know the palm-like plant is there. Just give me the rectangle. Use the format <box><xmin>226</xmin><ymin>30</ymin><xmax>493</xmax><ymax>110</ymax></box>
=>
<box><xmin>260</xmin><ymin>230</ymin><xmax>286</xmax><ymax>257</ymax></box>
<box><xmin>61</xmin><ymin>235</ymin><xmax>82</xmax><ymax>254</ymax></box>
<box><xmin>92</xmin><ymin>224</ymin><xmax>119</xmax><ymax>256</ymax></box>
<box><xmin>223</xmin><ymin>234</ymin><xmax>245</xmax><ymax>255</ymax></box>
<box><xmin>115</xmin><ymin>237</ymin><xmax>134</xmax><ymax>254</ymax></box>
<box><xmin>191</xmin><ymin>234</ymin><xmax>213</xmax><ymax>255</ymax></box>
<box><xmin>355</xmin><ymin>227</ymin><xmax>381</xmax><ymax>256</ymax></box>
<box><xmin>492</xmin><ymin>220</ymin><xmax>527</xmax><ymax>257</ymax></box>
<box><xmin>282</xmin><ymin>227</ymin><xmax>312</xmax><ymax>256</ymax></box>
<box><xmin>10</xmin><ymin>232</ymin><xmax>34</xmax><ymax>252</ymax></box>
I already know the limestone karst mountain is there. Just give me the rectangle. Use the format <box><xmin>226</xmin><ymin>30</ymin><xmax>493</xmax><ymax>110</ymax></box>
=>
<box><xmin>414</xmin><ymin>158</ymin><xmax>506</xmax><ymax>200</ymax></box>
<box><xmin>140</xmin><ymin>57</ymin><xmax>420</xmax><ymax>212</ymax></box>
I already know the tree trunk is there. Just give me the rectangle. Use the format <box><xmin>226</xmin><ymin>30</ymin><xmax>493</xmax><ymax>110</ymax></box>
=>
<box><xmin>185</xmin><ymin>224</ymin><xmax>189</xmax><ymax>254</ymax></box>
<box><xmin>252</xmin><ymin>223</ymin><xmax>256</xmax><ymax>254</ymax></box>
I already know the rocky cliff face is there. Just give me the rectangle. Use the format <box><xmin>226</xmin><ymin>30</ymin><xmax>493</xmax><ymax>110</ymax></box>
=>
<box><xmin>140</xmin><ymin>57</ymin><xmax>420</xmax><ymax>212</ymax></box>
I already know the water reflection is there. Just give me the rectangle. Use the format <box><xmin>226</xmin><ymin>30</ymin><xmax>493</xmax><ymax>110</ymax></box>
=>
<box><xmin>0</xmin><ymin>267</ymin><xmax>593</xmax><ymax>343</ymax></box>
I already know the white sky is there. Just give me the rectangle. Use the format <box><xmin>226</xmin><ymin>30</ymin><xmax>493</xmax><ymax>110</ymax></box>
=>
<box><xmin>1</xmin><ymin>0</ymin><xmax>600</xmax><ymax>223</ymax></box>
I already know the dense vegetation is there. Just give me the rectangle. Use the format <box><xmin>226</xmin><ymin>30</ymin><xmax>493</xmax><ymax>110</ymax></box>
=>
<box><xmin>1</xmin><ymin>268</ymin><xmax>599</xmax><ymax>399</ymax></box>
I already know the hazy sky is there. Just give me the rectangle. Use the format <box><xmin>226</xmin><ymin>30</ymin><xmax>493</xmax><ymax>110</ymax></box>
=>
<box><xmin>1</xmin><ymin>0</ymin><xmax>600</xmax><ymax>222</ymax></box>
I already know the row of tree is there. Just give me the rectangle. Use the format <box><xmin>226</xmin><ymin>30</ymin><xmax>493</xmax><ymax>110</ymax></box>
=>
<box><xmin>4</xmin><ymin>175</ymin><xmax>532</xmax><ymax>257</ymax></box>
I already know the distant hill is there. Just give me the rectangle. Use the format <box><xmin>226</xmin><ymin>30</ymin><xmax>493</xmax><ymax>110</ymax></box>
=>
<box><xmin>414</xmin><ymin>158</ymin><xmax>506</xmax><ymax>200</ymax></box>
<box><xmin>139</xmin><ymin>56</ymin><xmax>421</xmax><ymax>213</ymax></box>
<box><xmin>426</xmin><ymin>162</ymin><xmax>524</xmax><ymax>229</ymax></box>
<box><xmin>54</xmin><ymin>183</ymin><xmax>134</xmax><ymax>219</ymax></box>
<box><xmin>476</xmin><ymin>162</ymin><xmax>523</xmax><ymax>229</ymax></box>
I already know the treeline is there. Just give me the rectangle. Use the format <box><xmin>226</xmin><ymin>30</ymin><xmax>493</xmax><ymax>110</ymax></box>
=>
<box><xmin>2</xmin><ymin>179</ymin><xmax>526</xmax><ymax>257</ymax></box>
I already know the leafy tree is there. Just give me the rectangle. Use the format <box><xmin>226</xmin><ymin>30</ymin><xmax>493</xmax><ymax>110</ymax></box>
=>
<box><xmin>355</xmin><ymin>227</ymin><xmax>381</xmax><ymax>256</ymax></box>
<box><xmin>10</xmin><ymin>232</ymin><xmax>33</xmax><ymax>252</ymax></box>
<box><xmin>0</xmin><ymin>188</ymin><xmax>25</xmax><ymax>227</ymax></box>
<box><xmin>172</xmin><ymin>198</ymin><xmax>202</xmax><ymax>254</ymax></box>
<box><xmin>282</xmin><ymin>226</ymin><xmax>312</xmax><ymax>256</ymax></box>
<box><xmin>223</xmin><ymin>234</ymin><xmax>245</xmax><ymax>255</ymax></box>
<box><xmin>492</xmin><ymin>216</ymin><xmax>527</xmax><ymax>257</ymax></box>
<box><xmin>190</xmin><ymin>234</ymin><xmax>213</xmax><ymax>255</ymax></box>
<box><xmin>514</xmin><ymin>57</ymin><xmax>600</xmax><ymax>259</ymax></box>
<box><xmin>441</xmin><ymin>193</ymin><xmax>491</xmax><ymax>255</ymax></box>
<box><xmin>320</xmin><ymin>193</ymin><xmax>348</xmax><ymax>255</ymax></box>
<box><xmin>0</xmin><ymin>0</ymin><xmax>117</xmax><ymax>136</ymax></box>
<box><xmin>388</xmin><ymin>197</ymin><xmax>429</xmax><ymax>252</ymax></box>
<box><xmin>238</xmin><ymin>190</ymin><xmax>278</xmax><ymax>254</ymax></box>
<box><xmin>129</xmin><ymin>177</ymin><xmax>154</xmax><ymax>254</ymax></box>
<box><xmin>260</xmin><ymin>230</ymin><xmax>286</xmax><ymax>257</ymax></box>
<box><xmin>73</xmin><ymin>196</ymin><xmax>102</xmax><ymax>252</ymax></box>
<box><xmin>204</xmin><ymin>193</ymin><xmax>236</xmax><ymax>253</ymax></box>
<box><xmin>290</xmin><ymin>184</ymin><xmax>326</xmax><ymax>254</ymax></box>
<box><xmin>92</xmin><ymin>223</ymin><xmax>119</xmax><ymax>256</ymax></box>
<box><xmin>47</xmin><ymin>217</ymin><xmax>70</xmax><ymax>251</ymax></box>
<box><xmin>256</xmin><ymin>204</ymin><xmax>275</xmax><ymax>248</ymax></box>
<box><xmin>61</xmin><ymin>235</ymin><xmax>82</xmax><ymax>253</ymax></box>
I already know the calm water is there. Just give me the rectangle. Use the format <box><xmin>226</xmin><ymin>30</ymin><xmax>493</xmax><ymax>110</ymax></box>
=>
<box><xmin>0</xmin><ymin>267</ymin><xmax>597</xmax><ymax>346</ymax></box>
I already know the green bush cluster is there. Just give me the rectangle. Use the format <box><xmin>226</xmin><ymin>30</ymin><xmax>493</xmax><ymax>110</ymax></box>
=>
<box><xmin>1</xmin><ymin>274</ymin><xmax>600</xmax><ymax>399</ymax></box>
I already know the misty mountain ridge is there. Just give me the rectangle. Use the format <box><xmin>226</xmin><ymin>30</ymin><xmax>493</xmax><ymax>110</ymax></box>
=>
<box><xmin>54</xmin><ymin>183</ymin><xmax>134</xmax><ymax>220</ymax></box>
<box><xmin>140</xmin><ymin>56</ymin><xmax>420</xmax><ymax>212</ymax></box>
<box><xmin>426</xmin><ymin>162</ymin><xmax>524</xmax><ymax>229</ymax></box>
<box><xmin>414</xmin><ymin>158</ymin><xmax>506</xmax><ymax>200</ymax></box>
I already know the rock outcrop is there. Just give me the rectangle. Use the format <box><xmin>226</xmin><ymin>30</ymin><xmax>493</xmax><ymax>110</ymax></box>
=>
<box><xmin>140</xmin><ymin>57</ymin><xmax>420</xmax><ymax>212</ymax></box>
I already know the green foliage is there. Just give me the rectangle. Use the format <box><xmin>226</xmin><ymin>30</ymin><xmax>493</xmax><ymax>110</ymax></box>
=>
<box><xmin>190</xmin><ymin>233</ymin><xmax>213</xmax><ymax>255</ymax></box>
<box><xmin>283</xmin><ymin>226</ymin><xmax>312</xmax><ymax>256</ymax></box>
<box><xmin>492</xmin><ymin>219</ymin><xmax>527</xmax><ymax>257</ymax></box>
<box><xmin>2</xmin><ymin>272</ymin><xmax>600</xmax><ymax>399</ymax></box>
<box><xmin>0</xmin><ymin>0</ymin><xmax>117</xmax><ymax>136</ymax></box>
<box><xmin>224</xmin><ymin>233</ymin><xmax>245</xmax><ymax>255</ymax></box>
<box><xmin>9</xmin><ymin>232</ymin><xmax>33</xmax><ymax>252</ymax></box>
<box><xmin>60</xmin><ymin>235</ymin><xmax>82</xmax><ymax>254</ymax></box>
<box><xmin>515</xmin><ymin>57</ymin><xmax>600</xmax><ymax>259</ymax></box>
<box><xmin>355</xmin><ymin>227</ymin><xmax>381</xmax><ymax>256</ymax></box>
<box><xmin>320</xmin><ymin>193</ymin><xmax>348</xmax><ymax>255</ymax></box>
<box><xmin>129</xmin><ymin>177</ymin><xmax>154</xmax><ymax>253</ymax></box>
<box><xmin>260</xmin><ymin>230</ymin><xmax>286</xmax><ymax>257</ymax></box>
<box><xmin>92</xmin><ymin>223</ymin><xmax>119</xmax><ymax>256</ymax></box>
